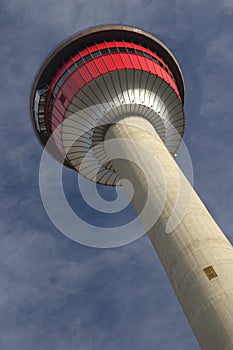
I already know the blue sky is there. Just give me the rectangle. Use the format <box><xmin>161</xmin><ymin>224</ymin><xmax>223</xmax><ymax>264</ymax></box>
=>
<box><xmin>1</xmin><ymin>1</ymin><xmax>233</xmax><ymax>349</ymax></box>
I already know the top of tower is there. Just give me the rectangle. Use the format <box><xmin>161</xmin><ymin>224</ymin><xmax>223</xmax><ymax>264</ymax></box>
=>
<box><xmin>30</xmin><ymin>25</ymin><xmax>185</xmax><ymax>185</ymax></box>
<box><xmin>31</xmin><ymin>25</ymin><xmax>184</xmax><ymax>103</ymax></box>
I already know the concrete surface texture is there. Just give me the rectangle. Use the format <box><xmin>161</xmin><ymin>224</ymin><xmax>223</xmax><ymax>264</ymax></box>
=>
<box><xmin>105</xmin><ymin>116</ymin><xmax>233</xmax><ymax>350</ymax></box>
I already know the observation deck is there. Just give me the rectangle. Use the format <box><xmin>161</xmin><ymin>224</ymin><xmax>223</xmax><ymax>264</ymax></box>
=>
<box><xmin>30</xmin><ymin>25</ymin><xmax>185</xmax><ymax>185</ymax></box>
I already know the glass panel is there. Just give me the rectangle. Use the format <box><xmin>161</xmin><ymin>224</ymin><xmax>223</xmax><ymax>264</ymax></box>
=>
<box><xmin>109</xmin><ymin>47</ymin><xmax>118</xmax><ymax>53</ymax></box>
<box><xmin>127</xmin><ymin>48</ymin><xmax>135</xmax><ymax>53</ymax></box>
<box><xmin>101</xmin><ymin>48</ymin><xmax>109</xmax><ymax>54</ymax></box>
<box><xmin>91</xmin><ymin>51</ymin><xmax>101</xmax><ymax>58</ymax></box>
<box><xmin>83</xmin><ymin>54</ymin><xmax>92</xmax><ymax>63</ymax></box>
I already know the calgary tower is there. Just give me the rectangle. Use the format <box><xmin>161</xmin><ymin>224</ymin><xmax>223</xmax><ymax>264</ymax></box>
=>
<box><xmin>30</xmin><ymin>25</ymin><xmax>233</xmax><ymax>349</ymax></box>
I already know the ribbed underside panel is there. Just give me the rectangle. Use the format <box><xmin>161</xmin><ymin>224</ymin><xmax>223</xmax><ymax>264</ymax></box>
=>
<box><xmin>57</xmin><ymin>69</ymin><xmax>183</xmax><ymax>185</ymax></box>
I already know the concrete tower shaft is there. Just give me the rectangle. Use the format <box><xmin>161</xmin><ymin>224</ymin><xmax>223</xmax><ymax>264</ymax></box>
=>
<box><xmin>105</xmin><ymin>116</ymin><xmax>233</xmax><ymax>350</ymax></box>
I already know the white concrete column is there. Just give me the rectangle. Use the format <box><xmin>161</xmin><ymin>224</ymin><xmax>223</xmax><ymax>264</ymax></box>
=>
<box><xmin>104</xmin><ymin>116</ymin><xmax>233</xmax><ymax>350</ymax></box>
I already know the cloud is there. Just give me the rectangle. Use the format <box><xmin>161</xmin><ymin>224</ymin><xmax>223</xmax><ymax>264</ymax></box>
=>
<box><xmin>1</xmin><ymin>0</ymin><xmax>233</xmax><ymax>349</ymax></box>
<box><xmin>221</xmin><ymin>0</ymin><xmax>233</xmax><ymax>12</ymax></box>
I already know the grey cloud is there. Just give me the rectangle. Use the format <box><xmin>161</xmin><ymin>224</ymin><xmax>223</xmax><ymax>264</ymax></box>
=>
<box><xmin>1</xmin><ymin>1</ymin><xmax>233</xmax><ymax>349</ymax></box>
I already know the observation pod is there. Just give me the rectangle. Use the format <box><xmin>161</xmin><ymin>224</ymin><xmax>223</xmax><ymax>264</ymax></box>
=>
<box><xmin>30</xmin><ymin>26</ymin><xmax>233</xmax><ymax>350</ymax></box>
<box><xmin>31</xmin><ymin>25</ymin><xmax>184</xmax><ymax>185</ymax></box>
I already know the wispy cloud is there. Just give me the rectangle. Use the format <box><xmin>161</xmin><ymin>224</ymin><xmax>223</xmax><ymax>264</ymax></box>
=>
<box><xmin>1</xmin><ymin>1</ymin><xmax>233</xmax><ymax>349</ymax></box>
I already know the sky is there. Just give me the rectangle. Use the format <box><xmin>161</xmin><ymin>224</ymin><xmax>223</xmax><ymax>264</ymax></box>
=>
<box><xmin>1</xmin><ymin>0</ymin><xmax>233</xmax><ymax>349</ymax></box>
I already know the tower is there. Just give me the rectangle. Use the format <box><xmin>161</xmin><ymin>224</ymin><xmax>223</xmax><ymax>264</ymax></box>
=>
<box><xmin>30</xmin><ymin>25</ymin><xmax>233</xmax><ymax>349</ymax></box>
